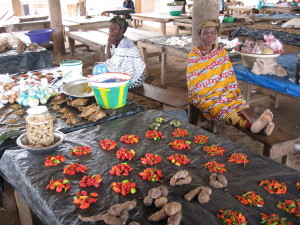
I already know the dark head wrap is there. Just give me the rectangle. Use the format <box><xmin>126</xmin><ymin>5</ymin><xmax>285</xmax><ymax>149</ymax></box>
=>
<box><xmin>110</xmin><ymin>16</ymin><xmax>129</xmax><ymax>33</ymax></box>
<box><xmin>197</xmin><ymin>19</ymin><xmax>220</xmax><ymax>35</ymax></box>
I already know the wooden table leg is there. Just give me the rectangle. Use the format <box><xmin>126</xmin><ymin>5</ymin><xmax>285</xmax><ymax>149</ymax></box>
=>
<box><xmin>133</xmin><ymin>19</ymin><xmax>137</xmax><ymax>29</ymax></box>
<box><xmin>140</xmin><ymin>46</ymin><xmax>150</xmax><ymax>78</ymax></box>
<box><xmin>14</xmin><ymin>191</ymin><xmax>33</xmax><ymax>225</ymax></box>
<box><xmin>160</xmin><ymin>22</ymin><xmax>166</xmax><ymax>35</ymax></box>
<box><xmin>161</xmin><ymin>47</ymin><xmax>167</xmax><ymax>86</ymax></box>
<box><xmin>99</xmin><ymin>46</ymin><xmax>106</xmax><ymax>62</ymax></box>
<box><xmin>68</xmin><ymin>37</ymin><xmax>75</xmax><ymax>56</ymax></box>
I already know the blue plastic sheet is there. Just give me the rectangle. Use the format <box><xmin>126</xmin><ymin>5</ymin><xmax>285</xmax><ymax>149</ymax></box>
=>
<box><xmin>233</xmin><ymin>52</ymin><xmax>300</xmax><ymax>98</ymax></box>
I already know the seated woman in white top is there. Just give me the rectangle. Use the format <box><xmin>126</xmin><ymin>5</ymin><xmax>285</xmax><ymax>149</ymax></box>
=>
<box><xmin>93</xmin><ymin>16</ymin><xmax>145</xmax><ymax>89</ymax></box>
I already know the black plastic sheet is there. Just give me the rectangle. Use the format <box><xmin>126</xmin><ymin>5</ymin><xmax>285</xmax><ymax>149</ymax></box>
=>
<box><xmin>0</xmin><ymin>110</ymin><xmax>300</xmax><ymax>225</ymax></box>
<box><xmin>0</xmin><ymin>47</ymin><xmax>53</xmax><ymax>74</ymax></box>
<box><xmin>231</xmin><ymin>27</ymin><xmax>300</xmax><ymax>47</ymax></box>
<box><xmin>0</xmin><ymin>100</ymin><xmax>144</xmax><ymax>152</ymax></box>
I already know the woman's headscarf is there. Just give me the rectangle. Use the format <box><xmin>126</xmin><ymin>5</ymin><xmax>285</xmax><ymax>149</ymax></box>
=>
<box><xmin>197</xmin><ymin>19</ymin><xmax>220</xmax><ymax>35</ymax></box>
<box><xmin>110</xmin><ymin>16</ymin><xmax>129</xmax><ymax>33</ymax></box>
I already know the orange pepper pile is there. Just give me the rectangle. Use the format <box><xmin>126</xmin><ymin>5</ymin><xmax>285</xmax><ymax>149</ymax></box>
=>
<box><xmin>227</xmin><ymin>153</ymin><xmax>249</xmax><ymax>166</ymax></box>
<box><xmin>139</xmin><ymin>168</ymin><xmax>163</xmax><ymax>182</ymax></box>
<box><xmin>236</xmin><ymin>191</ymin><xmax>264</xmax><ymax>207</ymax></box>
<box><xmin>217</xmin><ymin>209</ymin><xmax>247</xmax><ymax>225</ymax></box>
<box><xmin>70</xmin><ymin>146</ymin><xmax>91</xmax><ymax>156</ymax></box>
<box><xmin>44</xmin><ymin>155</ymin><xmax>66</xmax><ymax>167</ymax></box>
<box><xmin>116</xmin><ymin>148</ymin><xmax>135</xmax><ymax>160</ymax></box>
<box><xmin>120</xmin><ymin>134</ymin><xmax>139</xmax><ymax>144</ymax></box>
<box><xmin>296</xmin><ymin>181</ymin><xmax>300</xmax><ymax>190</ymax></box>
<box><xmin>140</xmin><ymin>153</ymin><xmax>162</xmax><ymax>165</ymax></box>
<box><xmin>99</xmin><ymin>139</ymin><xmax>117</xmax><ymax>150</ymax></box>
<box><xmin>46</xmin><ymin>178</ymin><xmax>70</xmax><ymax>192</ymax></box>
<box><xmin>259</xmin><ymin>179</ymin><xmax>287</xmax><ymax>194</ymax></box>
<box><xmin>168</xmin><ymin>140</ymin><xmax>191</xmax><ymax>150</ymax></box>
<box><xmin>204</xmin><ymin>161</ymin><xmax>227</xmax><ymax>173</ymax></box>
<box><xmin>260</xmin><ymin>213</ymin><xmax>293</xmax><ymax>225</ymax></box>
<box><xmin>193</xmin><ymin>135</ymin><xmax>209</xmax><ymax>144</ymax></box>
<box><xmin>167</xmin><ymin>154</ymin><xmax>190</xmax><ymax>166</ymax></box>
<box><xmin>111</xmin><ymin>180</ymin><xmax>136</xmax><ymax>196</ymax></box>
<box><xmin>145</xmin><ymin>130</ymin><xmax>165</xmax><ymax>140</ymax></box>
<box><xmin>73</xmin><ymin>190</ymin><xmax>98</xmax><ymax>209</ymax></box>
<box><xmin>277</xmin><ymin>199</ymin><xmax>300</xmax><ymax>217</ymax></box>
<box><xmin>63</xmin><ymin>163</ymin><xmax>88</xmax><ymax>175</ymax></box>
<box><xmin>171</xmin><ymin>128</ymin><xmax>189</xmax><ymax>137</ymax></box>
<box><xmin>202</xmin><ymin>145</ymin><xmax>227</xmax><ymax>156</ymax></box>
<box><xmin>110</xmin><ymin>162</ymin><xmax>132</xmax><ymax>176</ymax></box>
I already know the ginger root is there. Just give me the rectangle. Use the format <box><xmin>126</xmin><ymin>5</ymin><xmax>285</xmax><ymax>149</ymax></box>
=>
<box><xmin>209</xmin><ymin>173</ymin><xmax>227</xmax><ymax>189</ymax></box>
<box><xmin>78</xmin><ymin>200</ymin><xmax>136</xmax><ymax>225</ymax></box>
<box><xmin>170</xmin><ymin>170</ymin><xmax>192</xmax><ymax>186</ymax></box>
<box><xmin>144</xmin><ymin>185</ymin><xmax>169</xmax><ymax>207</ymax></box>
<box><xmin>148</xmin><ymin>202</ymin><xmax>182</xmax><ymax>224</ymax></box>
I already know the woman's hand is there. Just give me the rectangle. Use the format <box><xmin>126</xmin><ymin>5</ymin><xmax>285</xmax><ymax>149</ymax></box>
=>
<box><xmin>107</xmin><ymin>35</ymin><xmax>116</xmax><ymax>47</ymax></box>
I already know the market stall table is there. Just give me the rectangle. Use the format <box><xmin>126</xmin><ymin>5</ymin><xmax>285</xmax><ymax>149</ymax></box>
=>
<box><xmin>130</xmin><ymin>13</ymin><xmax>187</xmax><ymax>35</ymax></box>
<box><xmin>233</xmin><ymin>52</ymin><xmax>300</xmax><ymax>106</ymax></box>
<box><xmin>101</xmin><ymin>7</ymin><xmax>134</xmax><ymax>18</ymax></box>
<box><xmin>63</xmin><ymin>16</ymin><xmax>111</xmax><ymax>32</ymax></box>
<box><xmin>259</xmin><ymin>6</ymin><xmax>300</xmax><ymax>14</ymax></box>
<box><xmin>0</xmin><ymin>110</ymin><xmax>299</xmax><ymax>225</ymax></box>
<box><xmin>66</xmin><ymin>27</ymin><xmax>162</xmax><ymax>61</ymax></box>
<box><xmin>137</xmin><ymin>34</ymin><xmax>191</xmax><ymax>85</ymax></box>
<box><xmin>0</xmin><ymin>46</ymin><xmax>53</xmax><ymax>74</ymax></box>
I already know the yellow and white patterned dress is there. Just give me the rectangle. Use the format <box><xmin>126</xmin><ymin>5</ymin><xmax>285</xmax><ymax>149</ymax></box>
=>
<box><xmin>187</xmin><ymin>45</ymin><xmax>249</xmax><ymax>121</ymax></box>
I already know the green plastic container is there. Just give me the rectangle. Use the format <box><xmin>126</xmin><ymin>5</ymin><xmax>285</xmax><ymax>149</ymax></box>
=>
<box><xmin>169</xmin><ymin>11</ymin><xmax>182</xmax><ymax>16</ymax></box>
<box><xmin>90</xmin><ymin>84</ymin><xmax>129</xmax><ymax>109</ymax></box>
<box><xmin>88</xmin><ymin>72</ymin><xmax>132</xmax><ymax>109</ymax></box>
<box><xmin>223</xmin><ymin>17</ymin><xmax>235</xmax><ymax>23</ymax></box>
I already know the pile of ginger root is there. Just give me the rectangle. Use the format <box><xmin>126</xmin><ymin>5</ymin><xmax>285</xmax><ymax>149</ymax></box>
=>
<box><xmin>144</xmin><ymin>185</ymin><xmax>182</xmax><ymax>225</ymax></box>
<box><xmin>78</xmin><ymin>200</ymin><xmax>139</xmax><ymax>225</ymax></box>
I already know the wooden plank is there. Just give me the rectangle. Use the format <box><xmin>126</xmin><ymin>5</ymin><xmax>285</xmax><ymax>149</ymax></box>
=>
<box><xmin>14</xmin><ymin>190</ymin><xmax>33</xmax><ymax>225</ymax></box>
<box><xmin>130</xmin><ymin>83</ymin><xmax>188</xmax><ymax>108</ymax></box>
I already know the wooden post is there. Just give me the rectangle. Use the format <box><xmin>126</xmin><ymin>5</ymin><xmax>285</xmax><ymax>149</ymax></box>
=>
<box><xmin>192</xmin><ymin>0</ymin><xmax>219</xmax><ymax>46</ymax></box>
<box><xmin>48</xmin><ymin>0</ymin><xmax>65</xmax><ymax>55</ymax></box>
<box><xmin>135</xmin><ymin>0</ymin><xmax>141</xmax><ymax>13</ymax></box>
<box><xmin>12</xmin><ymin>0</ymin><xmax>22</xmax><ymax>17</ymax></box>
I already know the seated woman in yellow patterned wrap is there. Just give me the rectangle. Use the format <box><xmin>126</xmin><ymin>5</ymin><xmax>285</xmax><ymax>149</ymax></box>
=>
<box><xmin>187</xmin><ymin>19</ymin><xmax>275</xmax><ymax>136</ymax></box>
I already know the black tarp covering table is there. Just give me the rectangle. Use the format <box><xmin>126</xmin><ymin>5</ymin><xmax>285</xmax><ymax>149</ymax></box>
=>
<box><xmin>0</xmin><ymin>110</ymin><xmax>299</xmax><ymax>225</ymax></box>
<box><xmin>231</xmin><ymin>27</ymin><xmax>300</xmax><ymax>47</ymax></box>
<box><xmin>0</xmin><ymin>46</ymin><xmax>53</xmax><ymax>74</ymax></box>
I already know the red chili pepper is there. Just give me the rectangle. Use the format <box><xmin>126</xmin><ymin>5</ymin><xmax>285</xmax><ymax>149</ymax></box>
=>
<box><xmin>110</xmin><ymin>163</ymin><xmax>132</xmax><ymax>176</ymax></box>
<box><xmin>260</xmin><ymin>213</ymin><xmax>293</xmax><ymax>225</ymax></box>
<box><xmin>277</xmin><ymin>199</ymin><xmax>300</xmax><ymax>217</ymax></box>
<box><xmin>202</xmin><ymin>145</ymin><xmax>227</xmax><ymax>156</ymax></box>
<box><xmin>145</xmin><ymin>130</ymin><xmax>165</xmax><ymax>140</ymax></box>
<box><xmin>228</xmin><ymin>153</ymin><xmax>249</xmax><ymax>166</ymax></box>
<box><xmin>99</xmin><ymin>139</ymin><xmax>117</xmax><ymax>150</ymax></box>
<box><xmin>167</xmin><ymin>154</ymin><xmax>190</xmax><ymax>166</ymax></box>
<box><xmin>169</xmin><ymin>140</ymin><xmax>191</xmax><ymax>150</ymax></box>
<box><xmin>111</xmin><ymin>180</ymin><xmax>136</xmax><ymax>196</ymax></box>
<box><xmin>217</xmin><ymin>209</ymin><xmax>247</xmax><ymax>225</ymax></box>
<box><xmin>139</xmin><ymin>168</ymin><xmax>163</xmax><ymax>182</ymax></box>
<box><xmin>79</xmin><ymin>174</ymin><xmax>102</xmax><ymax>188</ymax></box>
<box><xmin>236</xmin><ymin>191</ymin><xmax>264</xmax><ymax>207</ymax></box>
<box><xmin>204</xmin><ymin>161</ymin><xmax>227</xmax><ymax>173</ymax></box>
<box><xmin>44</xmin><ymin>155</ymin><xmax>66</xmax><ymax>167</ymax></box>
<box><xmin>70</xmin><ymin>146</ymin><xmax>91</xmax><ymax>156</ymax></box>
<box><xmin>46</xmin><ymin>178</ymin><xmax>70</xmax><ymax>192</ymax></box>
<box><xmin>193</xmin><ymin>135</ymin><xmax>209</xmax><ymax>144</ymax></box>
<box><xmin>116</xmin><ymin>148</ymin><xmax>135</xmax><ymax>161</ymax></box>
<box><xmin>296</xmin><ymin>181</ymin><xmax>300</xmax><ymax>190</ymax></box>
<box><xmin>141</xmin><ymin>153</ymin><xmax>162</xmax><ymax>165</ymax></box>
<box><xmin>63</xmin><ymin>163</ymin><xmax>88</xmax><ymax>175</ymax></box>
<box><xmin>171</xmin><ymin>128</ymin><xmax>189</xmax><ymax>137</ymax></box>
<box><xmin>259</xmin><ymin>179</ymin><xmax>287</xmax><ymax>194</ymax></box>
<box><xmin>73</xmin><ymin>190</ymin><xmax>98</xmax><ymax>209</ymax></box>
<box><xmin>120</xmin><ymin>135</ymin><xmax>139</xmax><ymax>144</ymax></box>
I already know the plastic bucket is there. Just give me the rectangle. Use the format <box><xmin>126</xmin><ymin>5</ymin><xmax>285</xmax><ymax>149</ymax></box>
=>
<box><xmin>88</xmin><ymin>72</ymin><xmax>132</xmax><ymax>109</ymax></box>
<box><xmin>25</xmin><ymin>29</ymin><xmax>55</xmax><ymax>44</ymax></box>
<box><xmin>167</xmin><ymin>5</ymin><xmax>182</xmax><ymax>16</ymax></box>
<box><xmin>60</xmin><ymin>60</ymin><xmax>83</xmax><ymax>82</ymax></box>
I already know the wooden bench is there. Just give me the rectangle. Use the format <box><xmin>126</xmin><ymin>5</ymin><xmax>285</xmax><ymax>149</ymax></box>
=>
<box><xmin>129</xmin><ymin>83</ymin><xmax>188</xmax><ymax>109</ymax></box>
<box><xmin>188</xmin><ymin>104</ymin><xmax>299</xmax><ymax>164</ymax></box>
